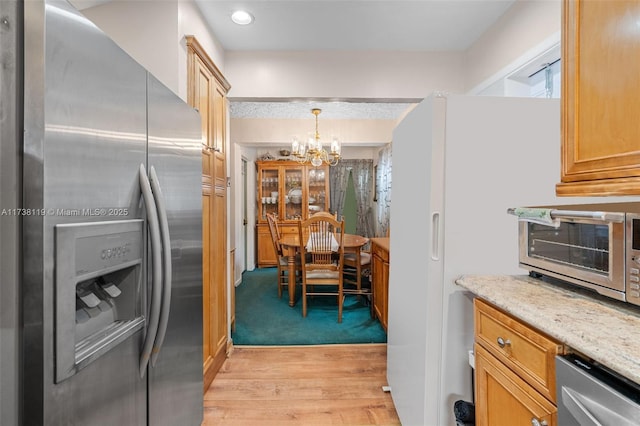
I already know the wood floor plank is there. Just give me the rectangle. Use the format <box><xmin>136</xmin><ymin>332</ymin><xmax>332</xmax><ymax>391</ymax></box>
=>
<box><xmin>202</xmin><ymin>344</ymin><xmax>401</xmax><ymax>425</ymax></box>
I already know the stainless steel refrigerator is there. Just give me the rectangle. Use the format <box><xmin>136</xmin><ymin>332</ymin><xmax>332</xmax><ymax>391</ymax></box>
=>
<box><xmin>4</xmin><ymin>0</ymin><xmax>204</xmax><ymax>424</ymax></box>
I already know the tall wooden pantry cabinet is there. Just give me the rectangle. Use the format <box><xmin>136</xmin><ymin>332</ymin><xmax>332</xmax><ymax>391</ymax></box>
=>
<box><xmin>256</xmin><ymin>160</ymin><xmax>330</xmax><ymax>267</ymax></box>
<box><xmin>186</xmin><ymin>36</ymin><xmax>231</xmax><ymax>391</ymax></box>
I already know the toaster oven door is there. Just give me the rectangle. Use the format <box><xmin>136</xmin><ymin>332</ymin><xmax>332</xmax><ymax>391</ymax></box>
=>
<box><xmin>519</xmin><ymin>217</ymin><xmax>626</xmax><ymax>300</ymax></box>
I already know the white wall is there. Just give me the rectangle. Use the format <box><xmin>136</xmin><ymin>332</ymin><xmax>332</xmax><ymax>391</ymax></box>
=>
<box><xmin>230</xmin><ymin>117</ymin><xmax>397</xmax><ymax>146</ymax></box>
<box><xmin>464</xmin><ymin>0</ymin><xmax>561</xmax><ymax>94</ymax></box>
<box><xmin>225</xmin><ymin>51</ymin><xmax>465</xmax><ymax>99</ymax></box>
<box><xmin>80</xmin><ymin>0</ymin><xmax>226</xmax><ymax>100</ymax></box>
<box><xmin>80</xmin><ymin>1</ymin><xmax>180</xmax><ymax>94</ymax></box>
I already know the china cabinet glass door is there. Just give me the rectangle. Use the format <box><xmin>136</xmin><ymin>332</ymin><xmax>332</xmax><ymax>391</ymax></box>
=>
<box><xmin>307</xmin><ymin>168</ymin><xmax>327</xmax><ymax>216</ymax></box>
<box><xmin>259</xmin><ymin>167</ymin><xmax>279</xmax><ymax>220</ymax></box>
<box><xmin>283</xmin><ymin>167</ymin><xmax>304</xmax><ymax>220</ymax></box>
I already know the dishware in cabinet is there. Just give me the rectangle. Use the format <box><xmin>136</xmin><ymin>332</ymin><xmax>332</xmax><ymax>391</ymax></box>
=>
<box><xmin>284</xmin><ymin>167</ymin><xmax>304</xmax><ymax>220</ymax></box>
<box><xmin>258</xmin><ymin>165</ymin><xmax>281</xmax><ymax>221</ymax></box>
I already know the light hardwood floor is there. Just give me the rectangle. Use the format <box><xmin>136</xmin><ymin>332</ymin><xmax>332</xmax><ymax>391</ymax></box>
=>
<box><xmin>202</xmin><ymin>344</ymin><xmax>401</xmax><ymax>425</ymax></box>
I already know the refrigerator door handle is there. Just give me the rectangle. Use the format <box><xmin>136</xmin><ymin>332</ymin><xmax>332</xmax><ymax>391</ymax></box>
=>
<box><xmin>431</xmin><ymin>211</ymin><xmax>440</xmax><ymax>261</ymax></box>
<box><xmin>138</xmin><ymin>164</ymin><xmax>163</xmax><ymax>377</ymax></box>
<box><xmin>149</xmin><ymin>166</ymin><xmax>172</xmax><ymax>367</ymax></box>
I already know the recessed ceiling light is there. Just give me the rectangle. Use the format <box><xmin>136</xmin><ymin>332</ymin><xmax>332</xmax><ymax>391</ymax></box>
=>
<box><xmin>231</xmin><ymin>10</ymin><xmax>254</xmax><ymax>25</ymax></box>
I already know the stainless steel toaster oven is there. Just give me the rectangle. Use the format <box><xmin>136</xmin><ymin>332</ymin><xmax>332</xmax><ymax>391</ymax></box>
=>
<box><xmin>509</xmin><ymin>203</ymin><xmax>640</xmax><ymax>307</ymax></box>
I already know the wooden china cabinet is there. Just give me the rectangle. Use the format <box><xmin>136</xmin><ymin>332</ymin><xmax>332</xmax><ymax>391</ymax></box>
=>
<box><xmin>256</xmin><ymin>160</ymin><xmax>330</xmax><ymax>267</ymax></box>
<box><xmin>557</xmin><ymin>0</ymin><xmax>640</xmax><ymax>196</ymax></box>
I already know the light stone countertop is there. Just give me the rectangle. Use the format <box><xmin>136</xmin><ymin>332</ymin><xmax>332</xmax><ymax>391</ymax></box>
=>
<box><xmin>455</xmin><ymin>274</ymin><xmax>640</xmax><ymax>385</ymax></box>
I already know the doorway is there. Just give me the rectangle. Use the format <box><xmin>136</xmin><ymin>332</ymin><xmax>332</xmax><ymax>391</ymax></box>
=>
<box><xmin>242</xmin><ymin>157</ymin><xmax>248</xmax><ymax>273</ymax></box>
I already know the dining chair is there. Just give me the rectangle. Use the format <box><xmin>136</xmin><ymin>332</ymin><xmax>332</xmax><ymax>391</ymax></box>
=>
<box><xmin>343</xmin><ymin>247</ymin><xmax>373</xmax><ymax>315</ymax></box>
<box><xmin>297</xmin><ymin>213</ymin><xmax>346</xmax><ymax>322</ymax></box>
<box><xmin>310</xmin><ymin>211</ymin><xmax>337</xmax><ymax>220</ymax></box>
<box><xmin>266</xmin><ymin>212</ymin><xmax>300</xmax><ymax>298</ymax></box>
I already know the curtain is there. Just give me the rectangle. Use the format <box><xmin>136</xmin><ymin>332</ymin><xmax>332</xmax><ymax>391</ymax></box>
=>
<box><xmin>376</xmin><ymin>143</ymin><xmax>392</xmax><ymax>237</ymax></box>
<box><xmin>329</xmin><ymin>159</ymin><xmax>374</xmax><ymax>237</ymax></box>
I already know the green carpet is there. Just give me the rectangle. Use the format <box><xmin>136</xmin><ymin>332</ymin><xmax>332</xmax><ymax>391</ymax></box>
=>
<box><xmin>232</xmin><ymin>267</ymin><xmax>387</xmax><ymax>345</ymax></box>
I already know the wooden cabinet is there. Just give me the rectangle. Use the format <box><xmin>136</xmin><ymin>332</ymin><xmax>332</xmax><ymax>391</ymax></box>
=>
<box><xmin>186</xmin><ymin>35</ymin><xmax>231</xmax><ymax>391</ymax></box>
<box><xmin>557</xmin><ymin>0</ymin><xmax>640</xmax><ymax>196</ymax></box>
<box><xmin>255</xmin><ymin>160</ymin><xmax>330</xmax><ymax>267</ymax></box>
<box><xmin>370</xmin><ymin>238</ymin><xmax>390</xmax><ymax>331</ymax></box>
<box><xmin>474</xmin><ymin>299</ymin><xmax>564</xmax><ymax>426</ymax></box>
<box><xmin>230</xmin><ymin>248</ymin><xmax>235</xmax><ymax>332</ymax></box>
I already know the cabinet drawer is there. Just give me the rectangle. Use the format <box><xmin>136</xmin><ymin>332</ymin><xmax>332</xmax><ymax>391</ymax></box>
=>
<box><xmin>278</xmin><ymin>225</ymin><xmax>298</xmax><ymax>236</ymax></box>
<box><xmin>474</xmin><ymin>299</ymin><xmax>564</xmax><ymax>403</ymax></box>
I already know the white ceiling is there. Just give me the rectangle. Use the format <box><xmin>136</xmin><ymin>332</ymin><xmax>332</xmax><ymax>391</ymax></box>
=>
<box><xmin>194</xmin><ymin>0</ymin><xmax>515</xmax><ymax>52</ymax></box>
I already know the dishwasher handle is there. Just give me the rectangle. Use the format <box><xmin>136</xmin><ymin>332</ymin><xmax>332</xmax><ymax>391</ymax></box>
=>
<box><xmin>561</xmin><ymin>387</ymin><xmax>602</xmax><ymax>426</ymax></box>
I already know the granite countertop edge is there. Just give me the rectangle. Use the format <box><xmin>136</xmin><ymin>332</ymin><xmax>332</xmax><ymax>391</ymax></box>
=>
<box><xmin>455</xmin><ymin>274</ymin><xmax>640</xmax><ymax>385</ymax></box>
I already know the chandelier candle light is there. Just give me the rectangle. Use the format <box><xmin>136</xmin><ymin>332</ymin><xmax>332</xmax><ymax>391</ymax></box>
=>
<box><xmin>292</xmin><ymin>108</ymin><xmax>341</xmax><ymax>167</ymax></box>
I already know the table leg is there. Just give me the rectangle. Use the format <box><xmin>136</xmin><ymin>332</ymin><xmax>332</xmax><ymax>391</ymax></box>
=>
<box><xmin>286</xmin><ymin>246</ymin><xmax>297</xmax><ymax>307</ymax></box>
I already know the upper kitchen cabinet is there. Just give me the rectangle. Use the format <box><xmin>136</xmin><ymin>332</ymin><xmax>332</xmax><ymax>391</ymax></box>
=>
<box><xmin>557</xmin><ymin>0</ymin><xmax>640</xmax><ymax>196</ymax></box>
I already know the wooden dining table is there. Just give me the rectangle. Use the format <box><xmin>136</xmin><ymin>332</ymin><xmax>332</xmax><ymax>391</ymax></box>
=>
<box><xmin>279</xmin><ymin>233</ymin><xmax>370</xmax><ymax>307</ymax></box>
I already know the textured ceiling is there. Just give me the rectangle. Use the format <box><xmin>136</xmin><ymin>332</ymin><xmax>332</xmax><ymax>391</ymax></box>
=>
<box><xmin>230</xmin><ymin>100</ymin><xmax>416</xmax><ymax>120</ymax></box>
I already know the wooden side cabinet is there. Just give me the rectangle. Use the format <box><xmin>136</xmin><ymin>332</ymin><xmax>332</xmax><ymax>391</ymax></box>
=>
<box><xmin>557</xmin><ymin>0</ymin><xmax>640</xmax><ymax>196</ymax></box>
<box><xmin>473</xmin><ymin>299</ymin><xmax>564</xmax><ymax>426</ymax></box>
<box><xmin>370</xmin><ymin>238</ymin><xmax>390</xmax><ymax>331</ymax></box>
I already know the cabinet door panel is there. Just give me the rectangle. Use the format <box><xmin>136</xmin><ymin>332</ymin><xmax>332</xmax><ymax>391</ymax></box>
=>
<box><xmin>475</xmin><ymin>344</ymin><xmax>556</xmax><ymax>426</ymax></box>
<box><xmin>559</xmin><ymin>0</ymin><xmax>640</xmax><ymax>195</ymax></box>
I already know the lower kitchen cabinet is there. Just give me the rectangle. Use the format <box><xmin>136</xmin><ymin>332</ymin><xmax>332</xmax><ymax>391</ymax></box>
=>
<box><xmin>475</xmin><ymin>344</ymin><xmax>556</xmax><ymax>426</ymax></box>
<box><xmin>473</xmin><ymin>299</ymin><xmax>564</xmax><ymax>426</ymax></box>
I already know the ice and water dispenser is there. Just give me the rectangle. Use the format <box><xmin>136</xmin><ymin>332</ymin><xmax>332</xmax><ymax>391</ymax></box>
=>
<box><xmin>55</xmin><ymin>219</ymin><xmax>145</xmax><ymax>383</ymax></box>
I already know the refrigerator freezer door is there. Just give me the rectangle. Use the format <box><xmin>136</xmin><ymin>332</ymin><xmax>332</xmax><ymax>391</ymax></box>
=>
<box><xmin>146</xmin><ymin>74</ymin><xmax>204</xmax><ymax>426</ymax></box>
<box><xmin>387</xmin><ymin>95</ymin><xmax>447</xmax><ymax>426</ymax></box>
<box><xmin>23</xmin><ymin>1</ymin><xmax>147</xmax><ymax>424</ymax></box>
<box><xmin>0</xmin><ymin>1</ymin><xmax>21</xmax><ymax>425</ymax></box>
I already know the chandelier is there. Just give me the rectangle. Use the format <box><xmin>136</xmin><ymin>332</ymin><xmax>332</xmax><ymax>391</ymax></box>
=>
<box><xmin>291</xmin><ymin>108</ymin><xmax>341</xmax><ymax>167</ymax></box>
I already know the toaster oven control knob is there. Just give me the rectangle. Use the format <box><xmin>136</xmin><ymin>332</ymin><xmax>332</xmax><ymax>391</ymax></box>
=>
<box><xmin>497</xmin><ymin>337</ymin><xmax>511</xmax><ymax>348</ymax></box>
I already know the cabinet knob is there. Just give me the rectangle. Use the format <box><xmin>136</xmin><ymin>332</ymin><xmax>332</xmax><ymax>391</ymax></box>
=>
<box><xmin>497</xmin><ymin>337</ymin><xmax>511</xmax><ymax>348</ymax></box>
<box><xmin>531</xmin><ymin>418</ymin><xmax>548</xmax><ymax>426</ymax></box>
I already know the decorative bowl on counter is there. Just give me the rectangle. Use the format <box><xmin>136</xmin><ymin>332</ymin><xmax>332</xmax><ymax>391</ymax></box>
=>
<box><xmin>279</xmin><ymin>149</ymin><xmax>291</xmax><ymax>157</ymax></box>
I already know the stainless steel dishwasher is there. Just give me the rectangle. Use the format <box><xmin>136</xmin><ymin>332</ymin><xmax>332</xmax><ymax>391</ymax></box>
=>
<box><xmin>556</xmin><ymin>354</ymin><xmax>640</xmax><ymax>426</ymax></box>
